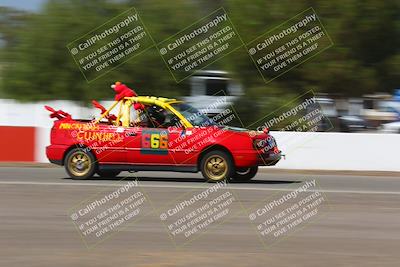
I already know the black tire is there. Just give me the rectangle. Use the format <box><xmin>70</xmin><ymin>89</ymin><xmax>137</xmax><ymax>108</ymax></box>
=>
<box><xmin>200</xmin><ymin>150</ymin><xmax>234</xmax><ymax>183</ymax></box>
<box><xmin>232</xmin><ymin>166</ymin><xmax>258</xmax><ymax>182</ymax></box>
<box><xmin>64</xmin><ymin>148</ymin><xmax>97</xmax><ymax>180</ymax></box>
<box><xmin>96</xmin><ymin>170</ymin><xmax>121</xmax><ymax>178</ymax></box>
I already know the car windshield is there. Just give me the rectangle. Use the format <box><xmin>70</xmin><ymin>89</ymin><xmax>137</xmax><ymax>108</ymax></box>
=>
<box><xmin>171</xmin><ymin>103</ymin><xmax>215</xmax><ymax>127</ymax></box>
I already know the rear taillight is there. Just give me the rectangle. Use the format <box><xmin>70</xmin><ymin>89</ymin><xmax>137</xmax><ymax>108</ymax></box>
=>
<box><xmin>50</xmin><ymin>126</ymin><xmax>57</xmax><ymax>144</ymax></box>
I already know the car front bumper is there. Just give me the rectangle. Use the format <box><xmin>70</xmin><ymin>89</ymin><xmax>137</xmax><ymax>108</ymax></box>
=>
<box><xmin>258</xmin><ymin>151</ymin><xmax>282</xmax><ymax>166</ymax></box>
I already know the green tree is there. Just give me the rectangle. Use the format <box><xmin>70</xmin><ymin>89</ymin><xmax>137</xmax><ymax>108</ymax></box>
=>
<box><xmin>1</xmin><ymin>0</ymin><xmax>200</xmax><ymax>102</ymax></box>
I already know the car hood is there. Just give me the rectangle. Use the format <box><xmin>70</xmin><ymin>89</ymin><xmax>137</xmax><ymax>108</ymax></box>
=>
<box><xmin>222</xmin><ymin>126</ymin><xmax>248</xmax><ymax>132</ymax></box>
<box><xmin>221</xmin><ymin>125</ymin><xmax>268</xmax><ymax>138</ymax></box>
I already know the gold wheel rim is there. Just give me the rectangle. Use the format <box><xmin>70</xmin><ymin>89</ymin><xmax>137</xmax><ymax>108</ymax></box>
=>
<box><xmin>204</xmin><ymin>155</ymin><xmax>227</xmax><ymax>181</ymax></box>
<box><xmin>68</xmin><ymin>151</ymin><xmax>91</xmax><ymax>177</ymax></box>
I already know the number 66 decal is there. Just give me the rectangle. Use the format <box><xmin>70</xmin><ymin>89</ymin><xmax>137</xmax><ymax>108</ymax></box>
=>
<box><xmin>141</xmin><ymin>130</ymin><xmax>168</xmax><ymax>154</ymax></box>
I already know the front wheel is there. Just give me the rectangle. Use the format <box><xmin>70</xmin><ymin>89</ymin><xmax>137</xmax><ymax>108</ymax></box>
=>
<box><xmin>232</xmin><ymin>166</ymin><xmax>258</xmax><ymax>182</ymax></box>
<box><xmin>200</xmin><ymin>150</ymin><xmax>234</xmax><ymax>183</ymax></box>
<box><xmin>64</xmin><ymin>148</ymin><xmax>96</xmax><ymax>180</ymax></box>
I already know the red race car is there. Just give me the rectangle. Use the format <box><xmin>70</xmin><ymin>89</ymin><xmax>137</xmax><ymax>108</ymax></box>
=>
<box><xmin>45</xmin><ymin>95</ymin><xmax>281</xmax><ymax>182</ymax></box>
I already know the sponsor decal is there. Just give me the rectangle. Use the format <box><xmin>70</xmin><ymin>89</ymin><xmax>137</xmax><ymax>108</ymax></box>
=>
<box><xmin>76</xmin><ymin>131</ymin><xmax>123</xmax><ymax>143</ymax></box>
<box><xmin>59</xmin><ymin>122</ymin><xmax>100</xmax><ymax>131</ymax></box>
<box><xmin>141</xmin><ymin>129</ymin><xmax>168</xmax><ymax>155</ymax></box>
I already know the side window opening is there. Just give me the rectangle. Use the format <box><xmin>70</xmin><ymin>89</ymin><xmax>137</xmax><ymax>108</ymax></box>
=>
<box><xmin>133</xmin><ymin>105</ymin><xmax>175</xmax><ymax>128</ymax></box>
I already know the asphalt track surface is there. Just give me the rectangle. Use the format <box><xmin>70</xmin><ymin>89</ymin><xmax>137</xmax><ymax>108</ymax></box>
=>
<box><xmin>1</xmin><ymin>167</ymin><xmax>400</xmax><ymax>267</ymax></box>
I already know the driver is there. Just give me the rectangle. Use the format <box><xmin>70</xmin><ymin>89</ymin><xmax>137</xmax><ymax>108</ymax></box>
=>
<box><xmin>147</xmin><ymin>105</ymin><xmax>166</xmax><ymax>127</ymax></box>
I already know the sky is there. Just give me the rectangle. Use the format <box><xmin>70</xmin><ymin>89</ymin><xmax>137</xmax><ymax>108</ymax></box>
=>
<box><xmin>0</xmin><ymin>0</ymin><xmax>46</xmax><ymax>12</ymax></box>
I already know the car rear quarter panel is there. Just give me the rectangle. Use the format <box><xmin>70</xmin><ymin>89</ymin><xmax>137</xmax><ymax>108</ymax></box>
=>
<box><xmin>48</xmin><ymin>120</ymin><xmax>126</xmax><ymax>164</ymax></box>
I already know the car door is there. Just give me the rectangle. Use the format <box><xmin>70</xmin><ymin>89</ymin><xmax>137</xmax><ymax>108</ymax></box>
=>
<box><xmin>123</xmin><ymin>125</ymin><xmax>143</xmax><ymax>164</ymax></box>
<box><xmin>167</xmin><ymin>126</ymin><xmax>199</xmax><ymax>166</ymax></box>
<box><xmin>125</xmin><ymin>125</ymin><xmax>181</xmax><ymax>165</ymax></box>
<box><xmin>125</xmin><ymin>105</ymin><xmax>192</xmax><ymax>166</ymax></box>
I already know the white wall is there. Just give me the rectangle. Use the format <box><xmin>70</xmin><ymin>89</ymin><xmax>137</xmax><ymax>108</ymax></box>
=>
<box><xmin>270</xmin><ymin>131</ymin><xmax>400</xmax><ymax>171</ymax></box>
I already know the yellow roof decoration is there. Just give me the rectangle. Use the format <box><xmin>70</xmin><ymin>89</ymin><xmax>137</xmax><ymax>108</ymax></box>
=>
<box><xmin>94</xmin><ymin>95</ymin><xmax>191</xmax><ymax>128</ymax></box>
<box><xmin>124</xmin><ymin>96</ymin><xmax>181</xmax><ymax>106</ymax></box>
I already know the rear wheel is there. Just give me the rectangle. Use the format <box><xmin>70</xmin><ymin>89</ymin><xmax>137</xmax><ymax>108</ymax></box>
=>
<box><xmin>96</xmin><ymin>170</ymin><xmax>121</xmax><ymax>178</ymax></box>
<box><xmin>200</xmin><ymin>150</ymin><xmax>234</xmax><ymax>183</ymax></box>
<box><xmin>232</xmin><ymin>166</ymin><xmax>258</xmax><ymax>182</ymax></box>
<box><xmin>64</xmin><ymin>148</ymin><xmax>96</xmax><ymax>180</ymax></box>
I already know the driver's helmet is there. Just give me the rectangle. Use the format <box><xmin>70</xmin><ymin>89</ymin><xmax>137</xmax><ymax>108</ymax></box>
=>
<box><xmin>147</xmin><ymin>105</ymin><xmax>166</xmax><ymax>126</ymax></box>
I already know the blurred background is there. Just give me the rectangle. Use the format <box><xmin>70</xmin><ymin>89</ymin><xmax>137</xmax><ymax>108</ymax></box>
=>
<box><xmin>0</xmin><ymin>0</ymin><xmax>399</xmax><ymax>133</ymax></box>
